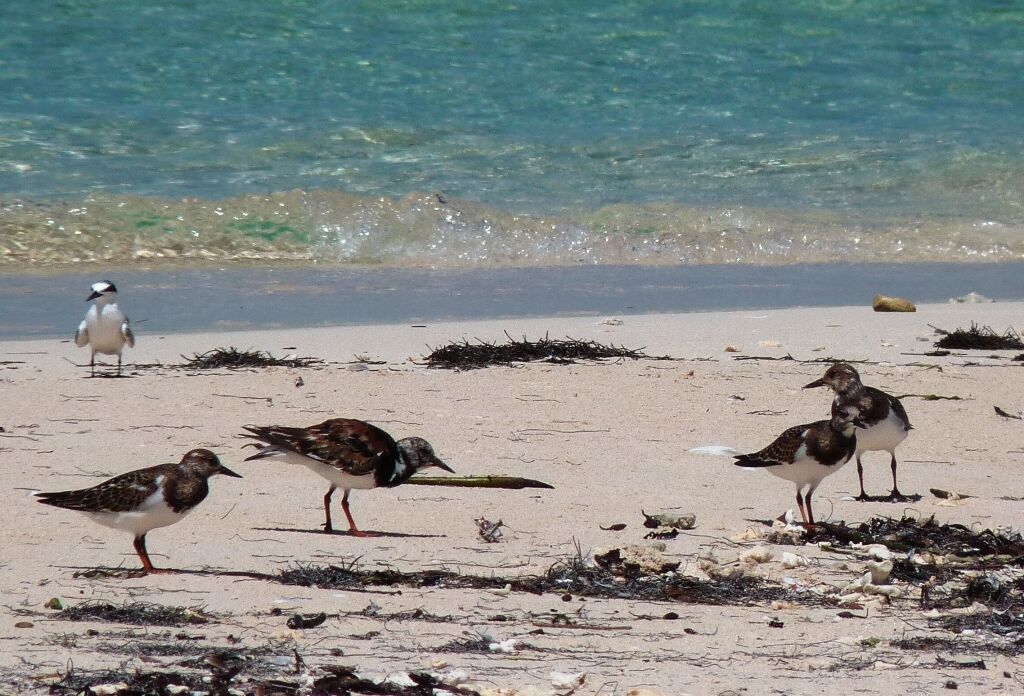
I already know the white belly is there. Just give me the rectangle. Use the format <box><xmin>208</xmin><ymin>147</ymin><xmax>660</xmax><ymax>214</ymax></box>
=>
<box><xmin>856</xmin><ymin>410</ymin><xmax>908</xmax><ymax>454</ymax></box>
<box><xmin>267</xmin><ymin>450</ymin><xmax>378</xmax><ymax>490</ymax></box>
<box><xmin>86</xmin><ymin>310</ymin><xmax>127</xmax><ymax>355</ymax></box>
<box><xmin>85</xmin><ymin>488</ymin><xmax>189</xmax><ymax>537</ymax></box>
<box><xmin>764</xmin><ymin>445</ymin><xmax>853</xmax><ymax>488</ymax></box>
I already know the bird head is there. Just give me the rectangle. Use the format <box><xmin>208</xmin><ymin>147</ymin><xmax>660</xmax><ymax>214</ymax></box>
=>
<box><xmin>804</xmin><ymin>362</ymin><xmax>861</xmax><ymax>392</ymax></box>
<box><xmin>396</xmin><ymin>437</ymin><xmax>454</xmax><ymax>473</ymax></box>
<box><xmin>180</xmin><ymin>449</ymin><xmax>242</xmax><ymax>479</ymax></box>
<box><xmin>87</xmin><ymin>280</ymin><xmax>119</xmax><ymax>302</ymax></box>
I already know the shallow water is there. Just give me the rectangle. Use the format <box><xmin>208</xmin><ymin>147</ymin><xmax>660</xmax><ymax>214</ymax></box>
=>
<box><xmin>2</xmin><ymin>1</ymin><xmax>1023</xmax><ymax>268</ymax></box>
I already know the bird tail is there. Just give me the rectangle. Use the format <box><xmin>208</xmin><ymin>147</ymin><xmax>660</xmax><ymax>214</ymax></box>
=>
<box><xmin>240</xmin><ymin>425</ymin><xmax>302</xmax><ymax>461</ymax></box>
<box><xmin>33</xmin><ymin>490</ymin><xmax>88</xmax><ymax>510</ymax></box>
<box><xmin>733</xmin><ymin>454</ymin><xmax>778</xmax><ymax>468</ymax></box>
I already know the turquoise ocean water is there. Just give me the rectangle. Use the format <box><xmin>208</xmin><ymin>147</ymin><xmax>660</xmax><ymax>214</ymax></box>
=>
<box><xmin>2</xmin><ymin>0</ymin><xmax>1023</xmax><ymax>268</ymax></box>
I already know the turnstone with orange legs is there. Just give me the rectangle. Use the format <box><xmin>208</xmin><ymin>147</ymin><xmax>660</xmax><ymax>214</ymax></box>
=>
<box><xmin>735</xmin><ymin>403</ymin><xmax>863</xmax><ymax>528</ymax></box>
<box><xmin>34</xmin><ymin>449</ymin><xmax>241</xmax><ymax>574</ymax></box>
<box><xmin>804</xmin><ymin>363</ymin><xmax>913</xmax><ymax>501</ymax></box>
<box><xmin>242</xmin><ymin>418</ymin><xmax>453</xmax><ymax>536</ymax></box>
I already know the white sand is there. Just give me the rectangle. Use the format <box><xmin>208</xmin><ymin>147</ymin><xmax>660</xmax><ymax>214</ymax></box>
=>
<box><xmin>1</xmin><ymin>301</ymin><xmax>1022</xmax><ymax>694</ymax></box>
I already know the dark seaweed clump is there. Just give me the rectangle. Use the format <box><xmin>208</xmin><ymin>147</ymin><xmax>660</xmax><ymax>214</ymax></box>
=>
<box><xmin>46</xmin><ymin>663</ymin><xmax>481</xmax><ymax>696</ymax></box>
<box><xmin>56</xmin><ymin>601</ymin><xmax>212</xmax><ymax>627</ymax></box>
<box><xmin>276</xmin><ymin>553</ymin><xmax>802</xmax><ymax>606</ymax></box>
<box><xmin>934</xmin><ymin>324</ymin><xmax>1024</xmax><ymax>350</ymax></box>
<box><xmin>422</xmin><ymin>333</ymin><xmax>672</xmax><ymax>370</ymax></box>
<box><xmin>180</xmin><ymin>347</ymin><xmax>322</xmax><ymax>369</ymax></box>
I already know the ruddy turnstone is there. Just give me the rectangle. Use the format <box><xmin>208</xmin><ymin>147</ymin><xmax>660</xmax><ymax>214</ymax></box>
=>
<box><xmin>34</xmin><ymin>449</ymin><xmax>241</xmax><ymax>574</ymax></box>
<box><xmin>242</xmin><ymin>418</ymin><xmax>453</xmax><ymax>536</ymax></box>
<box><xmin>74</xmin><ymin>280</ymin><xmax>135</xmax><ymax>377</ymax></box>
<box><xmin>734</xmin><ymin>403</ymin><xmax>864</xmax><ymax>527</ymax></box>
<box><xmin>804</xmin><ymin>363</ymin><xmax>913</xmax><ymax>501</ymax></box>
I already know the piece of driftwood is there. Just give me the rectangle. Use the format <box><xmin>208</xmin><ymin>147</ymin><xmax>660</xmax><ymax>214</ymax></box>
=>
<box><xmin>408</xmin><ymin>475</ymin><xmax>554</xmax><ymax>490</ymax></box>
<box><xmin>994</xmin><ymin>406</ymin><xmax>1022</xmax><ymax>420</ymax></box>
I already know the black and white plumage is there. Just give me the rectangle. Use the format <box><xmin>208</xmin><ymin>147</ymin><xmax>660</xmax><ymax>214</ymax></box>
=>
<box><xmin>804</xmin><ymin>363</ymin><xmax>913</xmax><ymax>500</ymax></box>
<box><xmin>74</xmin><ymin>280</ymin><xmax>135</xmax><ymax>377</ymax></box>
<box><xmin>734</xmin><ymin>403</ymin><xmax>863</xmax><ymax>527</ymax></box>
<box><xmin>34</xmin><ymin>449</ymin><xmax>241</xmax><ymax>574</ymax></box>
<box><xmin>241</xmin><ymin>418</ymin><xmax>453</xmax><ymax>536</ymax></box>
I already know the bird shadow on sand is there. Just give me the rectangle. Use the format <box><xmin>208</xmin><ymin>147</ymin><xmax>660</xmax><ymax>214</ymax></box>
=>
<box><xmin>848</xmin><ymin>493</ymin><xmax>924</xmax><ymax>503</ymax></box>
<box><xmin>253</xmin><ymin>526</ymin><xmax>445</xmax><ymax>539</ymax></box>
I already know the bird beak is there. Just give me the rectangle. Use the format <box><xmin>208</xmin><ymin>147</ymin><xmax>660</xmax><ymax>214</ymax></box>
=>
<box><xmin>803</xmin><ymin>378</ymin><xmax>826</xmax><ymax>389</ymax></box>
<box><xmin>432</xmin><ymin>457</ymin><xmax>455</xmax><ymax>473</ymax></box>
<box><xmin>86</xmin><ymin>290</ymin><xmax>102</xmax><ymax>301</ymax></box>
<box><xmin>218</xmin><ymin>464</ymin><xmax>243</xmax><ymax>478</ymax></box>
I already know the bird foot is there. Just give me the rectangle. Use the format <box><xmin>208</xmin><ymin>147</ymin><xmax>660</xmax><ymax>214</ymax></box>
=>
<box><xmin>854</xmin><ymin>493</ymin><xmax>871</xmax><ymax>502</ymax></box>
<box><xmin>887</xmin><ymin>491</ymin><xmax>911</xmax><ymax>503</ymax></box>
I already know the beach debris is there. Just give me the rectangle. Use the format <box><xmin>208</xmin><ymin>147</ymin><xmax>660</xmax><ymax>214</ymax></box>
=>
<box><xmin>641</xmin><ymin>510</ymin><xmax>696</xmax><ymax>530</ymax></box>
<box><xmin>781</xmin><ymin>552</ymin><xmax>810</xmax><ymax>569</ymax></box>
<box><xmin>931</xmin><ymin>488</ymin><xmax>974</xmax><ymax>500</ymax></box>
<box><xmin>866</xmin><ymin>560</ymin><xmax>894</xmax><ymax>584</ymax></box>
<box><xmin>476</xmin><ymin>517</ymin><xmax>505</xmax><ymax>543</ymax></box>
<box><xmin>55</xmin><ymin>601</ymin><xmax>212</xmax><ymax>627</ymax></box>
<box><xmin>895</xmin><ymin>393</ymin><xmax>962</xmax><ymax>401</ymax></box>
<box><xmin>933</xmin><ymin>323</ymin><xmax>1024</xmax><ymax>350</ymax></box>
<box><xmin>294</xmin><ymin>375</ymin><xmax>304</xmax><ymax>388</ymax></box>
<box><xmin>600</xmin><ymin>523</ymin><xmax>627</xmax><ymax>531</ymax></box>
<box><xmin>872</xmin><ymin>294</ymin><xmax>916</xmax><ymax>312</ymax></box>
<box><xmin>286</xmin><ymin>612</ymin><xmax>327</xmax><ymax>629</ymax></box>
<box><xmin>692</xmin><ymin>446</ymin><xmax>741</xmax><ymax>456</ymax></box>
<box><xmin>421</xmin><ymin>333</ymin><xmax>672</xmax><ymax>370</ymax></box>
<box><xmin>994</xmin><ymin>406</ymin><xmax>1022</xmax><ymax>420</ymax></box>
<box><xmin>408</xmin><ymin>474</ymin><xmax>554</xmax><ymax>489</ymax></box>
<box><xmin>595</xmin><ymin>545</ymin><xmax>680</xmax><ymax>575</ymax></box>
<box><xmin>740</xmin><ymin>545</ymin><xmax>774</xmax><ymax>566</ymax></box>
<box><xmin>179</xmin><ymin>347</ymin><xmax>322</xmax><ymax>369</ymax></box>
<box><xmin>757</xmin><ymin>340</ymin><xmax>782</xmax><ymax>348</ymax></box>
<box><xmin>950</xmin><ymin>292</ymin><xmax>993</xmax><ymax>304</ymax></box>
<box><xmin>550</xmin><ymin>671</ymin><xmax>586</xmax><ymax>691</ymax></box>
<box><xmin>598</xmin><ymin>318</ymin><xmax>623</xmax><ymax>325</ymax></box>
<box><xmin>723</xmin><ymin>345</ymin><xmax>740</xmax><ymax>352</ymax></box>
<box><xmin>44</xmin><ymin>597</ymin><xmax>63</xmax><ymax>610</ymax></box>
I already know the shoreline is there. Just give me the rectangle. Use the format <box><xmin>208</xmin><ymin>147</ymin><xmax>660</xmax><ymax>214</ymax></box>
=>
<box><xmin>3</xmin><ymin>260</ymin><xmax>1024</xmax><ymax>340</ymax></box>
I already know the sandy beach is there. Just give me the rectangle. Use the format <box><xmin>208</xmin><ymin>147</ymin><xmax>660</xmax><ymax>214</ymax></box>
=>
<box><xmin>2</xmin><ymin>300</ymin><xmax>1023</xmax><ymax>694</ymax></box>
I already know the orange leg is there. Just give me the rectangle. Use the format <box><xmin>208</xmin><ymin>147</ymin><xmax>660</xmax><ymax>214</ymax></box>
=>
<box><xmin>133</xmin><ymin>535</ymin><xmax>171</xmax><ymax>574</ymax></box>
<box><xmin>795</xmin><ymin>490</ymin><xmax>809</xmax><ymax>526</ymax></box>
<box><xmin>341</xmin><ymin>489</ymin><xmax>378</xmax><ymax>537</ymax></box>
<box><xmin>855</xmin><ymin>455</ymin><xmax>869</xmax><ymax>501</ymax></box>
<box><xmin>887</xmin><ymin>453</ymin><xmax>907</xmax><ymax>500</ymax></box>
<box><xmin>323</xmin><ymin>485</ymin><xmax>337</xmax><ymax>532</ymax></box>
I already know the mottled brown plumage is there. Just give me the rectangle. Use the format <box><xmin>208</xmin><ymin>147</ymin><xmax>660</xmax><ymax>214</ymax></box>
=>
<box><xmin>735</xmin><ymin>403</ymin><xmax>861</xmax><ymax>527</ymax></box>
<box><xmin>242</xmin><ymin>418</ymin><xmax>453</xmax><ymax>535</ymax></box>
<box><xmin>34</xmin><ymin>449</ymin><xmax>241</xmax><ymax>573</ymax></box>
<box><xmin>805</xmin><ymin>363</ymin><xmax>913</xmax><ymax>500</ymax></box>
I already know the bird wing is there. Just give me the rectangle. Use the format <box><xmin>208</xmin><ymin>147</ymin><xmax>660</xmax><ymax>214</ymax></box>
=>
<box><xmin>121</xmin><ymin>318</ymin><xmax>135</xmax><ymax>348</ymax></box>
<box><xmin>35</xmin><ymin>465</ymin><xmax>164</xmax><ymax>513</ymax></box>
<box><xmin>888</xmin><ymin>393</ymin><xmax>912</xmax><ymax>430</ymax></box>
<box><xmin>74</xmin><ymin>320</ymin><xmax>89</xmax><ymax>347</ymax></box>
<box><xmin>243</xmin><ymin>418</ymin><xmax>397</xmax><ymax>477</ymax></box>
<box><xmin>734</xmin><ymin>423</ymin><xmax>811</xmax><ymax>468</ymax></box>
